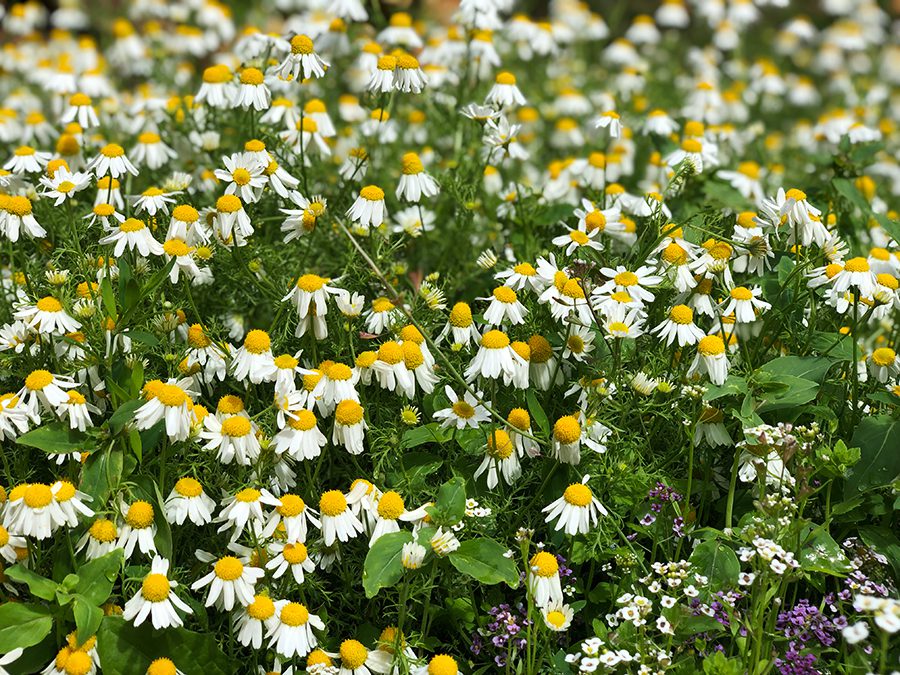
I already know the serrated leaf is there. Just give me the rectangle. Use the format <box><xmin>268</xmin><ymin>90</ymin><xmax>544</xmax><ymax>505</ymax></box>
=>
<box><xmin>448</xmin><ymin>538</ymin><xmax>518</xmax><ymax>587</ymax></box>
<box><xmin>362</xmin><ymin>531</ymin><xmax>412</xmax><ymax>598</ymax></box>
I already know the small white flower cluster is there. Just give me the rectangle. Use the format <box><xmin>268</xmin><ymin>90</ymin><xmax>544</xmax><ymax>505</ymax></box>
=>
<box><xmin>739</xmin><ymin>536</ymin><xmax>800</xmax><ymax>575</ymax></box>
<box><xmin>853</xmin><ymin>594</ymin><xmax>900</xmax><ymax>634</ymax></box>
<box><xmin>565</xmin><ymin>635</ymin><xmax>672</xmax><ymax>674</ymax></box>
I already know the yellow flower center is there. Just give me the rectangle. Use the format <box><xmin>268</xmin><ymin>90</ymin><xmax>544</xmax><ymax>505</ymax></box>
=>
<box><xmin>569</xmin><ymin>230</ymin><xmax>590</xmax><ymax>245</ymax></box>
<box><xmin>872</xmin><ymin>347</ymin><xmax>896</xmax><ymax>367</ymax></box>
<box><xmin>378</xmin><ymin>341</ymin><xmax>404</xmax><ymax>365</ymax></box>
<box><xmin>340</xmin><ymin>640</ymin><xmax>369</xmax><ymax>669</ymax></box>
<box><xmin>487</xmin><ymin>430</ymin><xmax>514</xmax><ymax>459</ymax></box>
<box><xmin>119</xmin><ymin>218</ymin><xmax>146</xmax><ymax>233</ymax></box>
<box><xmin>452</xmin><ymin>400</ymin><xmax>475</xmax><ymax>418</ymax></box>
<box><xmin>280</xmin><ymin>602</ymin><xmax>310</xmax><ymax>626</ymax></box>
<box><xmin>57</xmin><ymin>181</ymin><xmax>76</xmax><ymax>194</ymax></box>
<box><xmin>561</xmin><ymin>279</ymin><xmax>585</xmax><ymax>299</ymax></box>
<box><xmin>563</xmin><ymin>483</ymin><xmax>593</xmax><ymax>507</ymax></box>
<box><xmin>217</xmin><ymin>395</ymin><xmax>244</xmax><ymax>415</ymax></box>
<box><xmin>221</xmin><ymin>416</ymin><xmax>252</xmax><ymax>438</ymax></box>
<box><xmin>567</xmin><ymin>335</ymin><xmax>585</xmax><ymax>353</ymax></box>
<box><xmin>507</xmin><ymin>408</ymin><xmax>530</xmax><ymax>430</ymax></box>
<box><xmin>553</xmin><ymin>416</ymin><xmax>581</xmax><ymax>444</ymax></box>
<box><xmin>243</xmin><ymin>329</ymin><xmax>271</xmax><ymax>354</ymax></box>
<box><xmin>36</xmin><ymin>296</ymin><xmax>63</xmax><ymax>312</ymax></box>
<box><xmin>202</xmin><ymin>64</ymin><xmax>232</xmax><ymax>83</ymax></box>
<box><xmin>277</xmin><ymin>494</ymin><xmax>306</xmax><ymax>517</ymax></box>
<box><xmin>320</xmin><ymin>490</ymin><xmax>348</xmax><ymax>516</ymax></box>
<box><xmin>428</xmin><ymin>655</ymin><xmax>458</xmax><ymax>675</ymax></box>
<box><xmin>156</xmin><ymin>384</ymin><xmax>187</xmax><ymax>407</ymax></box>
<box><xmin>214</xmin><ymin>556</ymin><xmax>244</xmax><ymax>581</ymax></box>
<box><xmin>730</xmin><ymin>286</ymin><xmax>753</xmax><ymax>301</ymax></box>
<box><xmin>172</xmin><ymin>204</ymin><xmax>199</xmax><ymax>222</ymax></box>
<box><xmin>449</xmin><ymin>302</ymin><xmax>473</xmax><ymax>328</ymax></box>
<box><xmin>546</xmin><ymin>610</ymin><xmax>567</xmax><ymax>628</ymax></box>
<box><xmin>89</xmin><ymin>519</ymin><xmax>117</xmax><ymax>542</ymax></box>
<box><xmin>681</xmin><ymin>138</ymin><xmax>702</xmax><ymax>153</ymax></box>
<box><xmin>288</xmin><ymin>410</ymin><xmax>317</xmax><ymax>431</ymax></box>
<box><xmin>401</xmin><ymin>152</ymin><xmax>424</xmax><ymax>175</ymax></box>
<box><xmin>126</xmin><ymin>501</ymin><xmax>154</xmax><ymax>529</ymax></box>
<box><xmin>63</xmin><ymin>650</ymin><xmax>92</xmax><ymax>675</ymax></box>
<box><xmin>232</xmin><ymin>168</ymin><xmax>252</xmax><ymax>186</ymax></box>
<box><xmin>141</xmin><ymin>574</ymin><xmax>171</xmax><ymax>602</ymax></box>
<box><xmin>24</xmin><ymin>483</ymin><xmax>53</xmax><ymax>509</ymax></box>
<box><xmin>528</xmin><ymin>335</ymin><xmax>552</xmax><ymax>363</ymax></box>
<box><xmin>25</xmin><ymin>369</ymin><xmax>53</xmax><ymax>391</ymax></box>
<box><xmin>54</xmin><ymin>481</ymin><xmax>76</xmax><ymax>501</ymax></box>
<box><xmin>0</xmin><ymin>526</ymin><xmax>8</xmax><ymax>548</ymax></box>
<box><xmin>282</xmin><ymin>542</ymin><xmax>309</xmax><ymax>564</ymax></box>
<box><xmin>360</xmin><ymin>185</ymin><xmax>385</xmax><ymax>201</ymax></box>
<box><xmin>100</xmin><ymin>144</ymin><xmax>125</xmax><ymax>158</ymax></box>
<box><xmin>377</xmin><ymin>55</ymin><xmax>398</xmax><ymax>71</ymax></box>
<box><xmin>174</xmin><ymin>477</ymin><xmax>202</xmax><ymax>498</ymax></box>
<box><xmin>698</xmin><ymin>335</ymin><xmax>725</xmax><ymax>356</ymax></box>
<box><xmin>240</xmin><ymin>68</ymin><xmax>264</xmax><ymax>85</ymax></box>
<box><xmin>662</xmin><ymin>242</ymin><xmax>687</xmax><ymax>265</ymax></box>
<box><xmin>785</xmin><ymin>188</ymin><xmax>807</xmax><ymax>202</ymax></box>
<box><xmin>378</xmin><ymin>491</ymin><xmax>406</xmax><ymax>520</ymax></box>
<box><xmin>138</xmin><ymin>132</ymin><xmax>160</xmax><ymax>145</ymax></box>
<box><xmin>216</xmin><ymin>194</ymin><xmax>242</xmax><ymax>213</ymax></box>
<box><xmin>669</xmin><ymin>305</ymin><xmax>694</xmax><ymax>325</ymax></box>
<box><xmin>307</xmin><ymin>650</ymin><xmax>333</xmax><ymax>667</ymax></box>
<box><xmin>247</xmin><ymin>595</ymin><xmax>275</xmax><ymax>620</ymax></box>
<box><xmin>402</xmin><ymin>342</ymin><xmax>425</xmax><ymax>370</ymax></box>
<box><xmin>296</xmin><ymin>274</ymin><xmax>328</xmax><ymax>292</ymax></box>
<box><xmin>843</xmin><ymin>257</ymin><xmax>870</xmax><ymax>273</ymax></box>
<box><xmin>335</xmin><ymin>400</ymin><xmax>364</xmax><ymax>426</ymax></box>
<box><xmin>235</xmin><ymin>488</ymin><xmax>261</xmax><ymax>503</ymax></box>
<box><xmin>481</xmin><ymin>330</ymin><xmax>510</xmax><ymax>349</ymax></box>
<box><xmin>291</xmin><ymin>35</ymin><xmax>315</xmax><ymax>54</ymax></box>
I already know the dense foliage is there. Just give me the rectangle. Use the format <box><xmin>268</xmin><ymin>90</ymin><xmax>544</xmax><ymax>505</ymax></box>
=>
<box><xmin>0</xmin><ymin>0</ymin><xmax>898</xmax><ymax>673</ymax></box>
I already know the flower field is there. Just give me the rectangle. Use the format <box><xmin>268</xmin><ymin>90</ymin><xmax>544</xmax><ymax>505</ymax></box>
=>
<box><xmin>0</xmin><ymin>0</ymin><xmax>899</xmax><ymax>673</ymax></box>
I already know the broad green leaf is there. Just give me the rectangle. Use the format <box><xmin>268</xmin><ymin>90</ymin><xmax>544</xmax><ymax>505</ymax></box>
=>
<box><xmin>758</xmin><ymin>356</ymin><xmax>835</xmax><ymax>384</ymax></box>
<box><xmin>800</xmin><ymin>526</ymin><xmax>851</xmax><ymax>576</ymax></box>
<box><xmin>401</xmin><ymin>423</ymin><xmax>452</xmax><ymax>449</ymax></box>
<box><xmin>108</xmin><ymin>400</ymin><xmax>143</xmax><ymax>434</ymax></box>
<box><xmin>448</xmin><ymin>538</ymin><xmax>518</xmax><ymax>587</ymax></box>
<box><xmin>5</xmin><ymin>565</ymin><xmax>58</xmax><ymax>601</ymax></box>
<box><xmin>80</xmin><ymin>445</ymin><xmax>125</xmax><ymax>504</ymax></box>
<box><xmin>756</xmin><ymin>375</ymin><xmax>818</xmax><ymax>413</ymax></box>
<box><xmin>703</xmin><ymin>375</ymin><xmax>748</xmax><ymax>401</ymax></box>
<box><xmin>97</xmin><ymin>617</ymin><xmax>233</xmax><ymax>675</ymax></box>
<box><xmin>73</xmin><ymin>596</ymin><xmax>104</xmax><ymax>644</ymax></box>
<box><xmin>75</xmin><ymin>550</ymin><xmax>123</xmax><ymax>606</ymax></box>
<box><xmin>809</xmin><ymin>332</ymin><xmax>854</xmax><ymax>363</ymax></box>
<box><xmin>427</xmin><ymin>476</ymin><xmax>467</xmax><ymax>526</ymax></box>
<box><xmin>858</xmin><ymin>526</ymin><xmax>900</xmax><ymax>582</ymax></box>
<box><xmin>0</xmin><ymin>603</ymin><xmax>53</xmax><ymax>652</ymax></box>
<box><xmin>100</xmin><ymin>277</ymin><xmax>117</xmax><ymax>322</ymax></box>
<box><xmin>689</xmin><ymin>539</ymin><xmax>739</xmax><ymax>589</ymax></box>
<box><xmin>362</xmin><ymin>531</ymin><xmax>412</xmax><ymax>598</ymax></box>
<box><xmin>526</xmin><ymin>389</ymin><xmax>550</xmax><ymax>435</ymax></box>
<box><xmin>16</xmin><ymin>422</ymin><xmax>92</xmax><ymax>455</ymax></box>
<box><xmin>847</xmin><ymin>416</ymin><xmax>900</xmax><ymax>492</ymax></box>
<box><xmin>389</xmin><ymin>452</ymin><xmax>442</xmax><ymax>486</ymax></box>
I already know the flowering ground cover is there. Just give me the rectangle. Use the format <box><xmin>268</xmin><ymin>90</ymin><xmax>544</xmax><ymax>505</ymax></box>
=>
<box><xmin>0</xmin><ymin>0</ymin><xmax>898</xmax><ymax>673</ymax></box>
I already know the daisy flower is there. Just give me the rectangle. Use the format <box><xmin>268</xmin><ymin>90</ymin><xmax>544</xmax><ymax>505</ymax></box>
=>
<box><xmin>595</xmin><ymin>265</ymin><xmax>661</xmax><ymax>304</ymax></box>
<box><xmin>131</xmin><ymin>133</ymin><xmax>177</xmax><ymax>171</ymax></box>
<box><xmin>368</xmin><ymin>56</ymin><xmax>398</xmax><ymax>93</ymax></box>
<box><xmin>720</xmin><ymin>286</ymin><xmax>771</xmax><ymax>323</ymax></box>
<box><xmin>214</xmin><ymin>194</ymin><xmax>254</xmax><ymax>246</ymax></box>
<box><xmin>283</xmin><ymin>274</ymin><xmax>343</xmax><ymax>340</ymax></box>
<box><xmin>495</xmin><ymin>261</ymin><xmax>542</xmax><ymax>293</ymax></box>
<box><xmin>267</xmin><ymin>601</ymin><xmax>324</xmax><ymax>659</ymax></box>
<box><xmin>465</xmin><ymin>329</ymin><xmax>522</xmax><ymax>382</ymax></box>
<box><xmin>231</xmin><ymin>329</ymin><xmax>277</xmax><ymax>384</ymax></box>
<box><xmin>395</xmin><ymin>53</ymin><xmax>428</xmax><ymax>93</ymax></box>
<box><xmin>61</xmin><ymin>92</ymin><xmax>100</xmax><ymax>128</ymax></box>
<box><xmin>486</xmin><ymin>72</ymin><xmax>526</xmax><ymax>107</ymax></box>
<box><xmin>233</xmin><ymin>67</ymin><xmax>271</xmax><ymax>110</ymax></box>
<box><xmin>4</xmin><ymin>145</ymin><xmax>50</xmax><ymax>174</ymax></box>
<box><xmin>133</xmin><ymin>187</ymin><xmax>177</xmax><ymax>218</ymax></box>
<box><xmin>236</xmin><ymin>595</ymin><xmax>277</xmax><ymax>650</ymax></box>
<box><xmin>831</xmin><ymin>257</ymin><xmax>878</xmax><ymax>298</ymax></box>
<box><xmin>7</xmin><ymin>482</ymin><xmax>65</xmax><ymax>540</ymax></box>
<box><xmin>215</xmin><ymin>153</ymin><xmax>267</xmax><ymax>204</ymax></box>
<box><xmin>87</xmin><ymin>143</ymin><xmax>139</xmax><ymax>178</ymax></box>
<box><xmin>543</xmin><ymin>475</ymin><xmax>608</xmax><ymax>535</ymax></box>
<box><xmin>481</xmin><ymin>286</ymin><xmax>528</xmax><ymax>326</ymax></box>
<box><xmin>99</xmin><ymin>218</ymin><xmax>164</xmax><ymax>257</ymax></box>
<box><xmin>134</xmin><ymin>380</ymin><xmax>194</xmax><ymax>442</ymax></box>
<box><xmin>688</xmin><ymin>335</ymin><xmax>730</xmax><ymax>386</ymax></box>
<box><xmin>562</xmin><ymin>325</ymin><xmax>595</xmax><ymax>362</ymax></box>
<box><xmin>201</xmin><ymin>414</ymin><xmax>262</xmax><ymax>466</ymax></box>
<box><xmin>39</xmin><ymin>167</ymin><xmax>91</xmax><ymax>205</ymax></box>
<box><xmin>602</xmin><ymin>306</ymin><xmax>645</xmax><ymax>340</ymax></box>
<box><xmin>191</xmin><ymin>555</ymin><xmax>264</xmax><ymax>611</ymax></box>
<box><xmin>333</xmin><ymin>399</ymin><xmax>367</xmax><ymax>455</ymax></box>
<box><xmin>0</xmin><ymin>195</ymin><xmax>46</xmax><ymax>241</ymax></box>
<box><xmin>76</xmin><ymin>518</ymin><xmax>120</xmax><ymax>560</ymax></box>
<box><xmin>275</xmin><ymin>35</ymin><xmax>329</xmax><ymax>81</ymax></box>
<box><xmin>196</xmin><ymin>65</ymin><xmax>234</xmax><ymax>108</ymax></box>
<box><xmin>145</xmin><ymin>658</ymin><xmax>185</xmax><ymax>675</ymax></box>
<box><xmin>433</xmin><ymin>385</ymin><xmax>490</xmax><ymax>429</ymax></box>
<box><xmin>123</xmin><ymin>556</ymin><xmax>192</xmax><ymax>629</ymax></box>
<box><xmin>14</xmin><ymin>296</ymin><xmax>81</xmax><ymax>335</ymax></box>
<box><xmin>373</xmin><ymin>341</ymin><xmax>415</xmax><ymax>397</ymax></box>
<box><xmin>869</xmin><ymin>347</ymin><xmax>900</xmax><ymax>383</ymax></box>
<box><xmin>412</xmin><ymin>655</ymin><xmax>459</xmax><ymax>675</ymax></box>
<box><xmin>318</xmin><ymin>489</ymin><xmax>364</xmax><ymax>546</ymax></box>
<box><xmin>164</xmin><ymin>477</ymin><xmax>215</xmax><ymax>526</ymax></box>
<box><xmin>274</xmin><ymin>409</ymin><xmax>327</xmax><ymax>461</ymax></box>
<box><xmin>217</xmin><ymin>487</ymin><xmax>280</xmax><ymax>541</ymax></box>
<box><xmin>438</xmin><ymin>302</ymin><xmax>480</xmax><ymax>348</ymax></box>
<box><xmin>0</xmin><ymin>392</ymin><xmax>31</xmax><ymax>440</ymax></box>
<box><xmin>115</xmin><ymin>499</ymin><xmax>157</xmax><ymax>559</ymax></box>
<box><xmin>267</xmin><ymin>541</ymin><xmax>315</xmax><ymax>584</ymax></box>
<box><xmin>369</xmin><ymin>490</ymin><xmax>425</xmax><ymax>546</ymax></box>
<box><xmin>474</xmin><ymin>429</ymin><xmax>522</xmax><ymax>489</ymax></box>
<box><xmin>542</xmin><ymin>603</ymin><xmax>574</xmax><ymax>631</ymax></box>
<box><xmin>20</xmin><ymin>369</ymin><xmax>77</xmax><ymax>418</ymax></box>
<box><xmin>396</xmin><ymin>152</ymin><xmax>439</xmax><ymax>202</ymax></box>
<box><xmin>263</xmin><ymin>493</ymin><xmax>319</xmax><ymax>542</ymax></box>
<box><xmin>595</xmin><ymin>110</ymin><xmax>622</xmax><ymax>137</ymax></box>
<box><xmin>528</xmin><ymin>551</ymin><xmax>564</xmax><ymax>608</ymax></box>
<box><xmin>653</xmin><ymin>305</ymin><xmax>706</xmax><ymax>347</ymax></box>
<box><xmin>336</xmin><ymin>639</ymin><xmax>382</xmax><ymax>675</ymax></box>
<box><xmin>347</xmin><ymin>185</ymin><xmax>387</xmax><ymax>230</ymax></box>
<box><xmin>51</xmin><ymin>480</ymin><xmax>94</xmax><ymax>527</ymax></box>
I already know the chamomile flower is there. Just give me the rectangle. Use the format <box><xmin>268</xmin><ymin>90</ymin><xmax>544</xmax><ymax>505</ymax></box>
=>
<box><xmin>4</xmin><ymin>146</ymin><xmax>50</xmax><ymax>174</ymax></box>
<box><xmin>0</xmin><ymin>525</ymin><xmax>24</xmax><ymax>564</ymax></box>
<box><xmin>720</xmin><ymin>286</ymin><xmax>771</xmax><ymax>323</ymax></box>
<box><xmin>396</xmin><ymin>152</ymin><xmax>439</xmax><ymax>202</ymax></box>
<box><xmin>164</xmin><ymin>477</ymin><xmax>215</xmax><ymax>526</ymax></box>
<box><xmin>412</xmin><ymin>655</ymin><xmax>459</xmax><ymax>675</ymax></box>
<box><xmin>486</xmin><ymin>72</ymin><xmax>527</xmax><ymax>107</ymax></box>
<box><xmin>231</xmin><ymin>329</ymin><xmax>277</xmax><ymax>384</ymax></box>
<box><xmin>267</xmin><ymin>541</ymin><xmax>316</xmax><ymax>584</ymax></box>
<box><xmin>99</xmin><ymin>218</ymin><xmax>164</xmax><ymax>257</ymax></box>
<box><xmin>87</xmin><ymin>143</ymin><xmax>138</xmax><ymax>178</ymax></box>
<box><xmin>543</xmin><ymin>603</ymin><xmax>575</xmax><ymax>631</ymax></box>
<box><xmin>7</xmin><ymin>482</ymin><xmax>66</xmax><ymax>540</ymax></box>
<box><xmin>474</xmin><ymin>429</ymin><xmax>522</xmax><ymax>489</ymax></box>
<box><xmin>831</xmin><ymin>257</ymin><xmax>878</xmax><ymax>298</ymax></box>
<box><xmin>131</xmin><ymin>133</ymin><xmax>177</xmax><ymax>171</ymax></box>
<box><xmin>267</xmin><ymin>601</ymin><xmax>324</xmax><ymax>659</ymax></box>
<box><xmin>869</xmin><ymin>347</ymin><xmax>900</xmax><ymax>383</ymax></box>
<box><xmin>20</xmin><ymin>369</ymin><xmax>77</xmax><ymax>418</ymax></box>
<box><xmin>432</xmin><ymin>385</ymin><xmax>490</xmax><ymax>429</ymax></box>
<box><xmin>236</xmin><ymin>595</ymin><xmax>277</xmax><ymax>650</ymax></box>
<box><xmin>439</xmin><ymin>302</ymin><xmax>479</xmax><ymax>348</ymax></box>
<box><xmin>333</xmin><ymin>399</ymin><xmax>367</xmax><ymax>455</ymax></box>
<box><xmin>15</xmin><ymin>296</ymin><xmax>81</xmax><ymax>335</ymax></box>
<box><xmin>201</xmin><ymin>414</ymin><xmax>262</xmax><ymax>466</ymax></box>
<box><xmin>283</xmin><ymin>274</ymin><xmax>343</xmax><ymax>340</ymax></box>
<box><xmin>688</xmin><ymin>335</ymin><xmax>730</xmax><ymax>386</ymax></box>
<box><xmin>528</xmin><ymin>551</ymin><xmax>564</xmax><ymax>608</ymax></box>
<box><xmin>215</xmin><ymin>153</ymin><xmax>267</xmax><ymax>204</ymax></box>
<box><xmin>56</xmin><ymin>390</ymin><xmax>98</xmax><ymax>431</ymax></box>
<box><xmin>233</xmin><ymin>67</ymin><xmax>271</xmax><ymax>110</ymax></box>
<box><xmin>653</xmin><ymin>305</ymin><xmax>706</xmax><ymax>347</ymax></box>
<box><xmin>347</xmin><ymin>185</ymin><xmax>387</xmax><ymax>230</ymax></box>
<box><xmin>274</xmin><ymin>409</ymin><xmax>327</xmax><ymax>460</ymax></box>
<box><xmin>39</xmin><ymin>167</ymin><xmax>91</xmax><ymax>205</ymax></box>
<box><xmin>191</xmin><ymin>555</ymin><xmax>264</xmax><ymax>611</ymax></box>
<box><xmin>275</xmin><ymin>35</ymin><xmax>329</xmax><ymax>81</ymax></box>
<box><xmin>318</xmin><ymin>489</ymin><xmax>364</xmax><ymax>546</ymax></box>
<box><xmin>481</xmin><ymin>286</ymin><xmax>528</xmax><ymax>326</ymax></box>
<box><xmin>543</xmin><ymin>475</ymin><xmax>608</xmax><ymax>535</ymax></box>
<box><xmin>214</xmin><ymin>194</ymin><xmax>254</xmax><ymax>246</ymax></box>
<box><xmin>263</xmin><ymin>493</ymin><xmax>319</xmax><ymax>542</ymax></box>
<box><xmin>369</xmin><ymin>490</ymin><xmax>425</xmax><ymax>545</ymax></box>
<box><xmin>117</xmin><ymin>500</ymin><xmax>158</xmax><ymax>559</ymax></box>
<box><xmin>134</xmin><ymin>380</ymin><xmax>194</xmax><ymax>442</ymax></box>
<box><xmin>123</xmin><ymin>556</ymin><xmax>192</xmax><ymax>629</ymax></box>
<box><xmin>0</xmin><ymin>195</ymin><xmax>46</xmax><ymax>241</ymax></box>
<box><xmin>76</xmin><ymin>518</ymin><xmax>120</xmax><ymax>559</ymax></box>
<box><xmin>465</xmin><ymin>329</ymin><xmax>522</xmax><ymax>382</ymax></box>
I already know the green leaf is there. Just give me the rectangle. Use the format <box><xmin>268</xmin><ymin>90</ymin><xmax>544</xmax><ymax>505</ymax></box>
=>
<box><xmin>809</xmin><ymin>332</ymin><xmax>854</xmax><ymax>362</ymax></box>
<box><xmin>16</xmin><ymin>422</ymin><xmax>93</xmax><ymax>455</ymax></box>
<box><xmin>401</xmin><ymin>423</ymin><xmax>452</xmax><ymax>449</ymax></box>
<box><xmin>847</xmin><ymin>416</ymin><xmax>900</xmax><ymax>492</ymax></box>
<box><xmin>448</xmin><ymin>538</ymin><xmax>518</xmax><ymax>587</ymax></box>
<box><xmin>362</xmin><ymin>531</ymin><xmax>412</xmax><ymax>598</ymax></box>
<box><xmin>5</xmin><ymin>565</ymin><xmax>58</xmax><ymax>601</ymax></box>
<box><xmin>755</xmin><ymin>375</ymin><xmax>818</xmax><ymax>413</ymax></box>
<box><xmin>703</xmin><ymin>375</ymin><xmax>748</xmax><ymax>401</ymax></box>
<box><xmin>97</xmin><ymin>617</ymin><xmax>233</xmax><ymax>675</ymax></box>
<box><xmin>858</xmin><ymin>526</ymin><xmax>900</xmax><ymax>582</ymax></box>
<box><xmin>526</xmin><ymin>389</ymin><xmax>550</xmax><ymax>435</ymax></box>
<box><xmin>73</xmin><ymin>596</ymin><xmax>104</xmax><ymax>644</ymax></box>
<box><xmin>0</xmin><ymin>603</ymin><xmax>53</xmax><ymax>652</ymax></box>
<box><xmin>689</xmin><ymin>539</ymin><xmax>739</xmax><ymax>589</ymax></box>
<box><xmin>799</xmin><ymin>526</ymin><xmax>851</xmax><ymax>576</ymax></box>
<box><xmin>75</xmin><ymin>550</ymin><xmax>123</xmax><ymax>605</ymax></box>
<box><xmin>427</xmin><ymin>476</ymin><xmax>467</xmax><ymax>526</ymax></box>
<box><xmin>758</xmin><ymin>356</ymin><xmax>835</xmax><ymax>384</ymax></box>
<box><xmin>532</xmin><ymin>202</ymin><xmax>575</xmax><ymax>226</ymax></box>
<box><xmin>80</xmin><ymin>445</ymin><xmax>125</xmax><ymax>504</ymax></box>
<box><xmin>108</xmin><ymin>400</ymin><xmax>143</xmax><ymax>434</ymax></box>
<box><xmin>100</xmin><ymin>277</ymin><xmax>118</xmax><ymax>322</ymax></box>
<box><xmin>124</xmin><ymin>330</ymin><xmax>159</xmax><ymax>346</ymax></box>
<box><xmin>389</xmin><ymin>452</ymin><xmax>442</xmax><ymax>486</ymax></box>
